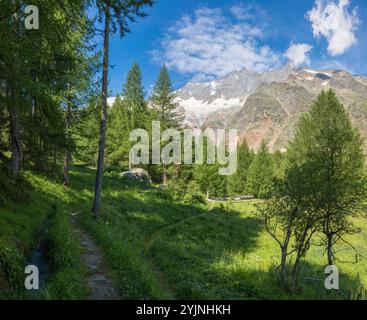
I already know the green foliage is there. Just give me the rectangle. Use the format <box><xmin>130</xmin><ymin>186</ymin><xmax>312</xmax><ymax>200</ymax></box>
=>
<box><xmin>272</xmin><ymin>150</ymin><xmax>286</xmax><ymax>179</ymax></box>
<box><xmin>167</xmin><ymin>178</ymin><xmax>206</xmax><ymax>205</ymax></box>
<box><xmin>75</xmin><ymin>98</ymin><xmax>102</xmax><ymax>165</ymax></box>
<box><xmin>0</xmin><ymin>170</ymin><xmax>89</xmax><ymax>299</ymax></box>
<box><xmin>123</xmin><ymin>63</ymin><xmax>149</xmax><ymax>129</ymax></box>
<box><xmin>0</xmin><ymin>172</ymin><xmax>52</xmax><ymax>298</ymax></box>
<box><xmin>0</xmin><ymin>0</ymin><xmax>97</xmax><ymax>175</ymax></box>
<box><xmin>194</xmin><ymin>163</ymin><xmax>227</xmax><ymax>198</ymax></box>
<box><xmin>246</xmin><ymin>140</ymin><xmax>274</xmax><ymax>199</ymax></box>
<box><xmin>188</xmin><ymin>137</ymin><xmax>227</xmax><ymax>198</ymax></box>
<box><xmin>2</xmin><ymin>165</ymin><xmax>365</xmax><ymax>300</ymax></box>
<box><xmin>151</xmin><ymin>64</ymin><xmax>183</xmax><ymax>128</ymax></box>
<box><xmin>106</xmin><ymin>63</ymin><xmax>151</xmax><ymax>168</ymax></box>
<box><xmin>164</xmin><ymin>165</ymin><xmax>205</xmax><ymax>204</ymax></box>
<box><xmin>106</xmin><ymin>96</ymin><xmax>131</xmax><ymax>167</ymax></box>
<box><xmin>227</xmin><ymin>142</ymin><xmax>254</xmax><ymax>196</ymax></box>
<box><xmin>287</xmin><ymin>89</ymin><xmax>367</xmax><ymax>264</ymax></box>
<box><xmin>0</xmin><ymin>239</ymin><xmax>25</xmax><ymax>298</ymax></box>
<box><xmin>0</xmin><ymin>163</ymin><xmax>30</xmax><ymax>207</ymax></box>
<box><xmin>43</xmin><ymin>211</ymin><xmax>88</xmax><ymax>300</ymax></box>
<box><xmin>260</xmin><ymin>90</ymin><xmax>367</xmax><ymax>290</ymax></box>
<box><xmin>96</xmin><ymin>0</ymin><xmax>154</xmax><ymax>37</ymax></box>
<box><xmin>183</xmin><ymin>181</ymin><xmax>207</xmax><ymax>205</ymax></box>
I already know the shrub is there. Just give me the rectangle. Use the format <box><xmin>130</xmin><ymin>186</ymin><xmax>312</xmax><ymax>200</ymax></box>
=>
<box><xmin>183</xmin><ymin>181</ymin><xmax>206</xmax><ymax>204</ymax></box>
<box><xmin>167</xmin><ymin>179</ymin><xmax>206</xmax><ymax>204</ymax></box>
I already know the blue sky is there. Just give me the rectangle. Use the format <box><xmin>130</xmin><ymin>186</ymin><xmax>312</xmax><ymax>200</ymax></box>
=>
<box><xmin>92</xmin><ymin>0</ymin><xmax>367</xmax><ymax>96</ymax></box>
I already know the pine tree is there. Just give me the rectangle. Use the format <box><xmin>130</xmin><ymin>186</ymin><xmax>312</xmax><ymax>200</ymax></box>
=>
<box><xmin>106</xmin><ymin>96</ymin><xmax>131</xmax><ymax>167</ymax></box>
<box><xmin>193</xmin><ymin>137</ymin><xmax>227</xmax><ymax>199</ymax></box>
<box><xmin>246</xmin><ymin>140</ymin><xmax>274</xmax><ymax>199</ymax></box>
<box><xmin>150</xmin><ymin>64</ymin><xmax>183</xmax><ymax>184</ymax></box>
<box><xmin>151</xmin><ymin>64</ymin><xmax>183</xmax><ymax>129</ymax></box>
<box><xmin>75</xmin><ymin>96</ymin><xmax>103</xmax><ymax>165</ymax></box>
<box><xmin>227</xmin><ymin>140</ymin><xmax>254</xmax><ymax>196</ymax></box>
<box><xmin>123</xmin><ymin>63</ymin><xmax>148</xmax><ymax>130</ymax></box>
<box><xmin>0</xmin><ymin>0</ymin><xmax>96</xmax><ymax>177</ymax></box>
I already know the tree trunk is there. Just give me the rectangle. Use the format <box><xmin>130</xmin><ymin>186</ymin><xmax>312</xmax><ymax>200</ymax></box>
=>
<box><xmin>63</xmin><ymin>89</ymin><xmax>72</xmax><ymax>187</ymax></box>
<box><xmin>53</xmin><ymin>145</ymin><xmax>57</xmax><ymax>169</ymax></box>
<box><xmin>291</xmin><ymin>256</ymin><xmax>301</xmax><ymax>292</ymax></box>
<box><xmin>63</xmin><ymin>150</ymin><xmax>71</xmax><ymax>186</ymax></box>
<box><xmin>280</xmin><ymin>248</ymin><xmax>288</xmax><ymax>286</ymax></box>
<box><xmin>9</xmin><ymin>2</ymin><xmax>22</xmax><ymax>177</ymax></box>
<box><xmin>162</xmin><ymin>164</ymin><xmax>168</xmax><ymax>186</ymax></box>
<box><xmin>206</xmin><ymin>188</ymin><xmax>210</xmax><ymax>200</ymax></box>
<box><xmin>327</xmin><ymin>235</ymin><xmax>334</xmax><ymax>265</ymax></box>
<box><xmin>92</xmin><ymin>4</ymin><xmax>110</xmax><ymax>217</ymax></box>
<box><xmin>9</xmin><ymin>95</ymin><xmax>22</xmax><ymax>177</ymax></box>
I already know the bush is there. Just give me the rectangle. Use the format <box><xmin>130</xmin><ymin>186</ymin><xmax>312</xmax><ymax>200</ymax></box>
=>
<box><xmin>167</xmin><ymin>180</ymin><xmax>206</xmax><ymax>205</ymax></box>
<box><xmin>183</xmin><ymin>181</ymin><xmax>206</xmax><ymax>204</ymax></box>
<box><xmin>0</xmin><ymin>166</ymin><xmax>30</xmax><ymax>207</ymax></box>
<box><xmin>0</xmin><ymin>239</ymin><xmax>25</xmax><ymax>298</ymax></box>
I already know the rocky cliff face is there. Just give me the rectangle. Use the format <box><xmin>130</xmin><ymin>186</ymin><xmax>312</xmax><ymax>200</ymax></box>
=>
<box><xmin>176</xmin><ymin>66</ymin><xmax>367</xmax><ymax>152</ymax></box>
<box><xmin>176</xmin><ymin>65</ymin><xmax>295</xmax><ymax>127</ymax></box>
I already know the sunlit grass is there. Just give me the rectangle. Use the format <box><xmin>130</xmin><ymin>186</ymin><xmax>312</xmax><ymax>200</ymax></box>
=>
<box><xmin>2</xmin><ymin>165</ymin><xmax>365</xmax><ymax>300</ymax></box>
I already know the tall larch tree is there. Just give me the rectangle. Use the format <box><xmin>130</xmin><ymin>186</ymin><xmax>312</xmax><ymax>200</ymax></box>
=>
<box><xmin>106</xmin><ymin>96</ymin><xmax>131</xmax><ymax>167</ymax></box>
<box><xmin>150</xmin><ymin>64</ymin><xmax>183</xmax><ymax>184</ymax></box>
<box><xmin>227</xmin><ymin>139</ymin><xmax>254</xmax><ymax>196</ymax></box>
<box><xmin>246</xmin><ymin>140</ymin><xmax>274</xmax><ymax>199</ymax></box>
<box><xmin>0</xmin><ymin>0</ymin><xmax>95</xmax><ymax>177</ymax></box>
<box><xmin>92</xmin><ymin>0</ymin><xmax>154</xmax><ymax>217</ymax></box>
<box><xmin>123</xmin><ymin>63</ymin><xmax>148</xmax><ymax>130</ymax></box>
<box><xmin>151</xmin><ymin>64</ymin><xmax>183</xmax><ymax>128</ymax></box>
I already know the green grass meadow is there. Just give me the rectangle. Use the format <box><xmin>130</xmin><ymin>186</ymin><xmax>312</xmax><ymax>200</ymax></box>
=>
<box><xmin>1</xmin><ymin>165</ymin><xmax>366</xmax><ymax>299</ymax></box>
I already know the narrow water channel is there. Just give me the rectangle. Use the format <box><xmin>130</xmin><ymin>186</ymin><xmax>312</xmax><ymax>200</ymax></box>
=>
<box><xmin>26</xmin><ymin>215</ymin><xmax>53</xmax><ymax>299</ymax></box>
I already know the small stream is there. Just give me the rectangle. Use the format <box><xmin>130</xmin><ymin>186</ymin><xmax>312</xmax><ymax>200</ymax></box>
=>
<box><xmin>26</xmin><ymin>217</ymin><xmax>53</xmax><ymax>299</ymax></box>
<box><xmin>27</xmin><ymin>238</ymin><xmax>51</xmax><ymax>296</ymax></box>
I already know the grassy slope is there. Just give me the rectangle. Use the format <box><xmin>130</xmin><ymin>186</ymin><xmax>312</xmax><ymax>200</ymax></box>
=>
<box><xmin>1</xmin><ymin>165</ymin><xmax>366</xmax><ymax>300</ymax></box>
<box><xmin>0</xmin><ymin>173</ymin><xmax>49</xmax><ymax>298</ymax></box>
<box><xmin>0</xmin><ymin>172</ymin><xmax>88</xmax><ymax>299</ymax></box>
<box><xmin>152</xmin><ymin>201</ymin><xmax>367</xmax><ymax>299</ymax></box>
<box><xmin>70</xmin><ymin>166</ymin><xmax>367</xmax><ymax>300</ymax></box>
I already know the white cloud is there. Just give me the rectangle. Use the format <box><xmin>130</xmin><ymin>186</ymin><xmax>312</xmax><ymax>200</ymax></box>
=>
<box><xmin>307</xmin><ymin>0</ymin><xmax>360</xmax><ymax>56</ymax></box>
<box><xmin>230</xmin><ymin>3</ymin><xmax>266</xmax><ymax>21</ymax></box>
<box><xmin>285</xmin><ymin>43</ymin><xmax>313</xmax><ymax>67</ymax></box>
<box><xmin>153</xmin><ymin>7</ymin><xmax>280</xmax><ymax>81</ymax></box>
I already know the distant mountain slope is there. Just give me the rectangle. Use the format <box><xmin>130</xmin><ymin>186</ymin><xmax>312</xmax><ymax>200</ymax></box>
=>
<box><xmin>176</xmin><ymin>65</ymin><xmax>295</xmax><ymax>127</ymax></box>
<box><xmin>176</xmin><ymin>66</ymin><xmax>367</xmax><ymax>152</ymax></box>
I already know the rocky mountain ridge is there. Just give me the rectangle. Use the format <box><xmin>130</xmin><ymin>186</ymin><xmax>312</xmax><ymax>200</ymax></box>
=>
<box><xmin>176</xmin><ymin>66</ymin><xmax>367</xmax><ymax>152</ymax></box>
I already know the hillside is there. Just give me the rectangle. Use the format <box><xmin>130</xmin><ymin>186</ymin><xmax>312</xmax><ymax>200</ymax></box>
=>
<box><xmin>176</xmin><ymin>67</ymin><xmax>367</xmax><ymax>151</ymax></box>
<box><xmin>1</xmin><ymin>166</ymin><xmax>366</xmax><ymax>300</ymax></box>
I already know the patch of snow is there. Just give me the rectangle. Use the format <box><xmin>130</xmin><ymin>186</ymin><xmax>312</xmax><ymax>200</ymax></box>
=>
<box><xmin>177</xmin><ymin>96</ymin><xmax>243</xmax><ymax>126</ymax></box>
<box><xmin>304</xmin><ymin>69</ymin><xmax>318</xmax><ymax>75</ymax></box>
<box><xmin>304</xmin><ymin>69</ymin><xmax>333</xmax><ymax>78</ymax></box>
